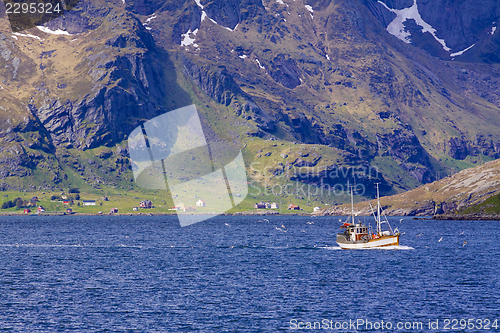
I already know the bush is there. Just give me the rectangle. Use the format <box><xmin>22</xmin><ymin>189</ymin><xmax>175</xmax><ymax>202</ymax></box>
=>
<box><xmin>2</xmin><ymin>198</ymin><xmax>19</xmax><ymax>209</ymax></box>
<box><xmin>16</xmin><ymin>198</ymin><xmax>24</xmax><ymax>209</ymax></box>
<box><xmin>69</xmin><ymin>188</ymin><xmax>80</xmax><ymax>193</ymax></box>
<box><xmin>51</xmin><ymin>195</ymin><xmax>60</xmax><ymax>201</ymax></box>
<box><xmin>75</xmin><ymin>194</ymin><xmax>80</xmax><ymax>200</ymax></box>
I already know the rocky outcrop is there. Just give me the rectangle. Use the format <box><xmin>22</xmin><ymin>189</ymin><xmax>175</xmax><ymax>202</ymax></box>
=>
<box><xmin>33</xmin><ymin>16</ymin><xmax>169</xmax><ymax>150</ymax></box>
<box><xmin>182</xmin><ymin>56</ymin><xmax>275</xmax><ymax>131</ymax></box>
<box><xmin>269</xmin><ymin>54</ymin><xmax>302</xmax><ymax>89</ymax></box>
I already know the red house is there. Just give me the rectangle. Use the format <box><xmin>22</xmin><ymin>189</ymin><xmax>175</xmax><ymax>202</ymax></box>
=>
<box><xmin>288</xmin><ymin>204</ymin><xmax>300</xmax><ymax>210</ymax></box>
<box><xmin>23</xmin><ymin>208</ymin><xmax>31</xmax><ymax>214</ymax></box>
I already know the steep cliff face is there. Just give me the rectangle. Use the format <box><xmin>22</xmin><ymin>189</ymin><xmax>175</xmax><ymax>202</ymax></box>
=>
<box><xmin>1</xmin><ymin>0</ymin><xmax>500</xmax><ymax>198</ymax></box>
<box><xmin>318</xmin><ymin>157</ymin><xmax>500</xmax><ymax>216</ymax></box>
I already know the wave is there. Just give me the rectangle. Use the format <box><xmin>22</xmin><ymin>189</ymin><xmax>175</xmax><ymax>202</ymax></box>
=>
<box><xmin>319</xmin><ymin>245</ymin><xmax>414</xmax><ymax>250</ymax></box>
<box><xmin>0</xmin><ymin>243</ymin><xmax>144</xmax><ymax>249</ymax></box>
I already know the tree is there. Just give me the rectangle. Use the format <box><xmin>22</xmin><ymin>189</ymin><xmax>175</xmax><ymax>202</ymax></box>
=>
<box><xmin>16</xmin><ymin>198</ymin><xmax>24</xmax><ymax>209</ymax></box>
<box><xmin>69</xmin><ymin>188</ymin><xmax>80</xmax><ymax>193</ymax></box>
<box><xmin>75</xmin><ymin>193</ymin><xmax>80</xmax><ymax>200</ymax></box>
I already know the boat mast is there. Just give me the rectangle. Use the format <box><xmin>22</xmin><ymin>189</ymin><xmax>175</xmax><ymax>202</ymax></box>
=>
<box><xmin>375</xmin><ymin>183</ymin><xmax>381</xmax><ymax>235</ymax></box>
<box><xmin>350</xmin><ymin>185</ymin><xmax>355</xmax><ymax>225</ymax></box>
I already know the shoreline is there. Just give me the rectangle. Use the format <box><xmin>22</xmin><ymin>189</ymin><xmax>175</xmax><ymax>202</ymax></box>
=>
<box><xmin>0</xmin><ymin>211</ymin><xmax>312</xmax><ymax>217</ymax></box>
<box><xmin>432</xmin><ymin>213</ymin><xmax>500</xmax><ymax>221</ymax></box>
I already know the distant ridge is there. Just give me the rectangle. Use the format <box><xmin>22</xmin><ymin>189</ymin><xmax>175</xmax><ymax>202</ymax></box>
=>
<box><xmin>318</xmin><ymin>158</ymin><xmax>500</xmax><ymax>216</ymax></box>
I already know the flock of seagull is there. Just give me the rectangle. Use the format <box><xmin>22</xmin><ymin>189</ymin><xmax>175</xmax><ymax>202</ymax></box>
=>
<box><xmin>225</xmin><ymin>218</ymin><xmax>469</xmax><ymax>247</ymax></box>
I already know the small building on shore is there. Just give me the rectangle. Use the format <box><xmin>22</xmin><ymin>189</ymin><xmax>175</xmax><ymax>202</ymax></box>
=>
<box><xmin>37</xmin><ymin>206</ymin><xmax>45</xmax><ymax>213</ymax></box>
<box><xmin>23</xmin><ymin>208</ymin><xmax>31</xmax><ymax>214</ymax></box>
<box><xmin>288</xmin><ymin>204</ymin><xmax>300</xmax><ymax>210</ymax></box>
<box><xmin>82</xmin><ymin>200</ymin><xmax>96</xmax><ymax>206</ymax></box>
<box><xmin>313</xmin><ymin>206</ymin><xmax>321</xmax><ymax>212</ymax></box>
<box><xmin>133</xmin><ymin>207</ymin><xmax>138</xmax><ymax>211</ymax></box>
<box><xmin>196</xmin><ymin>199</ymin><xmax>206</xmax><ymax>207</ymax></box>
<box><xmin>271</xmin><ymin>202</ymin><xmax>279</xmax><ymax>209</ymax></box>
<box><xmin>254</xmin><ymin>202</ymin><xmax>266</xmax><ymax>209</ymax></box>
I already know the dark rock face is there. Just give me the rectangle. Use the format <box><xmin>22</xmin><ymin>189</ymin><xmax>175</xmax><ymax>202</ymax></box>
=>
<box><xmin>377</xmin><ymin>129</ymin><xmax>432</xmax><ymax>167</ymax></box>
<box><xmin>269</xmin><ymin>54</ymin><xmax>302</xmax><ymax>89</ymax></box>
<box><xmin>33</xmin><ymin>17</ymin><xmax>169</xmax><ymax>150</ymax></box>
<box><xmin>182</xmin><ymin>56</ymin><xmax>275</xmax><ymax>131</ymax></box>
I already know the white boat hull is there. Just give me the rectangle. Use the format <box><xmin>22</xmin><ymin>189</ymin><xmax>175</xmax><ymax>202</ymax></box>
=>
<box><xmin>337</xmin><ymin>235</ymin><xmax>400</xmax><ymax>249</ymax></box>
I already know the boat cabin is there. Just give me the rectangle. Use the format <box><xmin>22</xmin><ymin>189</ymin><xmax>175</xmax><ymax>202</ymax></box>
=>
<box><xmin>342</xmin><ymin>223</ymin><xmax>370</xmax><ymax>242</ymax></box>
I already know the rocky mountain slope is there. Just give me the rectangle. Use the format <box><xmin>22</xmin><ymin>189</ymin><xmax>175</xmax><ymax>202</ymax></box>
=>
<box><xmin>318</xmin><ymin>157</ymin><xmax>500</xmax><ymax>216</ymax></box>
<box><xmin>0</xmin><ymin>0</ymin><xmax>499</xmax><ymax>203</ymax></box>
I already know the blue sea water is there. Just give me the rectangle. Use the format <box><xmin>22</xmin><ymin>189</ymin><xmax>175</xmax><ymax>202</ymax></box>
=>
<box><xmin>0</xmin><ymin>215</ymin><xmax>499</xmax><ymax>332</ymax></box>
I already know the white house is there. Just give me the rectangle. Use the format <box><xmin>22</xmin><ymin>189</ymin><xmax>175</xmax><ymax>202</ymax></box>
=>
<box><xmin>82</xmin><ymin>200</ymin><xmax>96</xmax><ymax>206</ymax></box>
<box><xmin>271</xmin><ymin>202</ymin><xmax>279</xmax><ymax>209</ymax></box>
<box><xmin>196</xmin><ymin>199</ymin><xmax>206</xmax><ymax>207</ymax></box>
<box><xmin>313</xmin><ymin>206</ymin><xmax>321</xmax><ymax>212</ymax></box>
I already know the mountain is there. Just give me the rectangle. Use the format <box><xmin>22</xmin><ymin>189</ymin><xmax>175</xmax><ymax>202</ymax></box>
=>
<box><xmin>319</xmin><ymin>157</ymin><xmax>500</xmax><ymax>216</ymax></box>
<box><xmin>0</xmin><ymin>0</ymin><xmax>499</xmax><ymax>204</ymax></box>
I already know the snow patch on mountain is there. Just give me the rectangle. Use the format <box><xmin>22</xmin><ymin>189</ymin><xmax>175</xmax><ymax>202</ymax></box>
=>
<box><xmin>12</xmin><ymin>32</ymin><xmax>44</xmax><ymax>41</ymax></box>
<box><xmin>181</xmin><ymin>29</ymin><xmax>199</xmax><ymax>47</ymax></box>
<box><xmin>378</xmin><ymin>0</ymin><xmax>451</xmax><ymax>52</ymax></box>
<box><xmin>450</xmin><ymin>43</ymin><xmax>475</xmax><ymax>57</ymax></box>
<box><xmin>305</xmin><ymin>5</ymin><xmax>313</xmax><ymax>18</ymax></box>
<box><xmin>194</xmin><ymin>0</ymin><xmax>204</xmax><ymax>9</ymax></box>
<box><xmin>36</xmin><ymin>26</ymin><xmax>71</xmax><ymax>35</ymax></box>
<box><xmin>145</xmin><ymin>14</ymin><xmax>157</xmax><ymax>25</ymax></box>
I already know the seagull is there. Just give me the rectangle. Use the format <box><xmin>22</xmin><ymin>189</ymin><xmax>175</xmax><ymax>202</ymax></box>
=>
<box><xmin>463</xmin><ymin>240</ymin><xmax>467</xmax><ymax>247</ymax></box>
<box><xmin>225</xmin><ymin>223</ymin><xmax>230</xmax><ymax>227</ymax></box>
<box><xmin>438</xmin><ymin>237</ymin><xmax>443</xmax><ymax>242</ymax></box>
<box><xmin>399</xmin><ymin>218</ymin><xmax>404</xmax><ymax>223</ymax></box>
<box><xmin>281</xmin><ymin>224</ymin><xmax>286</xmax><ymax>229</ymax></box>
<box><xmin>307</xmin><ymin>221</ymin><xmax>314</xmax><ymax>224</ymax></box>
<box><xmin>276</xmin><ymin>227</ymin><xmax>287</xmax><ymax>232</ymax></box>
<box><xmin>416</xmin><ymin>233</ymin><xmax>424</xmax><ymax>237</ymax></box>
<box><xmin>459</xmin><ymin>231</ymin><xmax>465</xmax><ymax>235</ymax></box>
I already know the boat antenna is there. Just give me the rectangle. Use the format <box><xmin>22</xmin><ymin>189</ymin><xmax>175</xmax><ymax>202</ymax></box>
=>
<box><xmin>348</xmin><ymin>182</ymin><xmax>355</xmax><ymax>225</ymax></box>
<box><xmin>375</xmin><ymin>183</ymin><xmax>381</xmax><ymax>234</ymax></box>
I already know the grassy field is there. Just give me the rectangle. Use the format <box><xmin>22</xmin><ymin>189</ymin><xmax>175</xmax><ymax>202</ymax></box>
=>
<box><xmin>0</xmin><ymin>186</ymin><xmax>327</xmax><ymax>215</ymax></box>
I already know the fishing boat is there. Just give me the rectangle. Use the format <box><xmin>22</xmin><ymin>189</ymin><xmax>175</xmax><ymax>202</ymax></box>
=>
<box><xmin>336</xmin><ymin>184</ymin><xmax>400</xmax><ymax>249</ymax></box>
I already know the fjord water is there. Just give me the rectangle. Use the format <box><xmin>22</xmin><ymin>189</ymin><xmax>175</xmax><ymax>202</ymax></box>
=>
<box><xmin>0</xmin><ymin>216</ymin><xmax>499</xmax><ymax>332</ymax></box>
